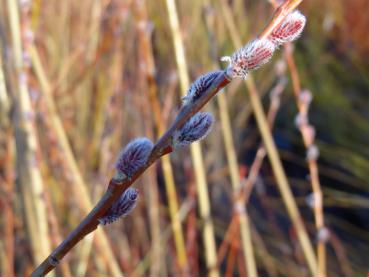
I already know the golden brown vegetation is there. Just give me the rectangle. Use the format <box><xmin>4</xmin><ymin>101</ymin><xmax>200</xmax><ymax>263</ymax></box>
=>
<box><xmin>0</xmin><ymin>0</ymin><xmax>368</xmax><ymax>276</ymax></box>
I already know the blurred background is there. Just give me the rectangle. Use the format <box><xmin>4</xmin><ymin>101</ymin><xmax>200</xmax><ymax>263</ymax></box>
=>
<box><xmin>0</xmin><ymin>0</ymin><xmax>368</xmax><ymax>276</ymax></box>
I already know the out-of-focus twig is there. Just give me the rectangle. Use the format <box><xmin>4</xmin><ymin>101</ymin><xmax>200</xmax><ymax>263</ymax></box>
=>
<box><xmin>285</xmin><ymin>43</ymin><xmax>326</xmax><ymax>276</ymax></box>
<box><xmin>266</xmin><ymin>0</ymin><xmax>327</xmax><ymax>275</ymax></box>
<box><xmin>219</xmin><ymin>0</ymin><xmax>317</xmax><ymax>274</ymax></box>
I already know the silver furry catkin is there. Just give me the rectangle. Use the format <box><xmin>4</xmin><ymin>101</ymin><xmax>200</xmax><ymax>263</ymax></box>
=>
<box><xmin>182</xmin><ymin>71</ymin><xmax>223</xmax><ymax>105</ymax></box>
<box><xmin>221</xmin><ymin>38</ymin><xmax>275</xmax><ymax>79</ymax></box>
<box><xmin>269</xmin><ymin>10</ymin><xmax>306</xmax><ymax>46</ymax></box>
<box><xmin>98</xmin><ymin>188</ymin><xmax>139</xmax><ymax>225</ymax></box>
<box><xmin>172</xmin><ymin>112</ymin><xmax>214</xmax><ymax>148</ymax></box>
<box><xmin>115</xmin><ymin>137</ymin><xmax>153</xmax><ymax>178</ymax></box>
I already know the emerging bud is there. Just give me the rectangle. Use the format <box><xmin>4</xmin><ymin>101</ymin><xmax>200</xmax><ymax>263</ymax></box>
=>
<box><xmin>269</xmin><ymin>10</ymin><xmax>306</xmax><ymax>46</ymax></box>
<box><xmin>115</xmin><ymin>137</ymin><xmax>153</xmax><ymax>178</ymax></box>
<box><xmin>305</xmin><ymin>193</ymin><xmax>315</xmax><ymax>209</ymax></box>
<box><xmin>221</xmin><ymin>39</ymin><xmax>275</xmax><ymax>79</ymax></box>
<box><xmin>306</xmin><ymin>144</ymin><xmax>320</xmax><ymax>161</ymax></box>
<box><xmin>98</xmin><ymin>188</ymin><xmax>139</xmax><ymax>225</ymax></box>
<box><xmin>172</xmin><ymin>112</ymin><xmax>214</xmax><ymax>148</ymax></box>
<box><xmin>317</xmin><ymin>227</ymin><xmax>330</xmax><ymax>243</ymax></box>
<box><xmin>182</xmin><ymin>71</ymin><xmax>223</xmax><ymax>105</ymax></box>
<box><xmin>294</xmin><ymin>112</ymin><xmax>308</xmax><ymax>128</ymax></box>
<box><xmin>299</xmin><ymin>89</ymin><xmax>313</xmax><ymax>106</ymax></box>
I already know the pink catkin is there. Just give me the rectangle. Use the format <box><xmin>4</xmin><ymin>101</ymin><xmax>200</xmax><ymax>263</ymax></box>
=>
<box><xmin>223</xmin><ymin>39</ymin><xmax>275</xmax><ymax>78</ymax></box>
<box><xmin>269</xmin><ymin>10</ymin><xmax>306</xmax><ymax>46</ymax></box>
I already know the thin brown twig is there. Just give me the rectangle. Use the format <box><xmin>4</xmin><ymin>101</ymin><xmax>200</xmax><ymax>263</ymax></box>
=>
<box><xmin>225</xmin><ymin>216</ymin><xmax>240</xmax><ymax>277</ymax></box>
<box><xmin>215</xmin><ymin>68</ymin><xmax>286</xmax><ymax>275</ymax></box>
<box><xmin>329</xmin><ymin>231</ymin><xmax>353</xmax><ymax>277</ymax></box>
<box><xmin>279</xmin><ymin>6</ymin><xmax>326</xmax><ymax>273</ymax></box>
<box><xmin>219</xmin><ymin>0</ymin><xmax>317</xmax><ymax>274</ymax></box>
<box><xmin>30</xmin><ymin>1</ymin><xmax>306</xmax><ymax>275</ymax></box>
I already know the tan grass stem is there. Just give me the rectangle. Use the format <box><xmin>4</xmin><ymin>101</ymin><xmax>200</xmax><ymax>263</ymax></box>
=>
<box><xmin>0</xmin><ymin>56</ymin><xmax>15</xmax><ymax>277</ymax></box>
<box><xmin>134</xmin><ymin>1</ymin><xmax>188</xmax><ymax>273</ymax></box>
<box><xmin>165</xmin><ymin>0</ymin><xmax>219</xmax><ymax>275</ymax></box>
<box><xmin>7</xmin><ymin>0</ymin><xmax>52</xmax><ymax>268</ymax></box>
<box><xmin>28</xmin><ymin>45</ymin><xmax>123</xmax><ymax>277</ymax></box>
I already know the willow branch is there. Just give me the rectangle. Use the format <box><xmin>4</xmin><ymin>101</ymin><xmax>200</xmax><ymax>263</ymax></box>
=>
<box><xmin>31</xmin><ymin>1</ymin><xmax>304</xmax><ymax>275</ymax></box>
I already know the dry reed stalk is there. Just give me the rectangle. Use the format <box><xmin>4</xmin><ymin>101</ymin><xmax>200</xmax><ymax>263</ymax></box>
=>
<box><xmin>0</xmin><ymin>138</ymin><xmax>15</xmax><ymax>277</ymax></box>
<box><xmin>205</xmin><ymin>11</ymin><xmax>284</xmax><ymax>276</ymax></box>
<box><xmin>165</xmin><ymin>0</ymin><xmax>219</xmax><ymax>275</ymax></box>
<box><xmin>329</xmin><ymin>231</ymin><xmax>353</xmax><ymax>277</ymax></box>
<box><xmin>219</xmin><ymin>0</ymin><xmax>317</xmax><ymax>274</ymax></box>
<box><xmin>74</xmin><ymin>233</ymin><xmax>94</xmax><ymax>277</ymax></box>
<box><xmin>184</xmin><ymin>177</ymin><xmax>200</xmax><ymax>276</ymax></box>
<box><xmin>0</xmin><ymin>51</ymin><xmax>15</xmax><ymax>277</ymax></box>
<box><xmin>132</xmin><ymin>198</ymin><xmax>194</xmax><ymax>276</ymax></box>
<box><xmin>137</xmin><ymin>49</ymin><xmax>188</xmax><ymax>273</ymax></box>
<box><xmin>76</xmin><ymin>3</ymin><xmax>132</xmax><ymax>272</ymax></box>
<box><xmin>266</xmin><ymin>2</ymin><xmax>326</xmax><ymax>274</ymax></box>
<box><xmin>134</xmin><ymin>1</ymin><xmax>183</xmax><ymax>275</ymax></box>
<box><xmin>241</xmin><ymin>71</ymin><xmax>287</xmax><ymax>205</ymax></box>
<box><xmin>31</xmin><ymin>1</ymin><xmax>310</xmax><ymax>275</ymax></box>
<box><xmin>0</xmin><ymin>143</ymin><xmax>14</xmax><ymax>277</ymax></box>
<box><xmin>263</xmin><ymin>0</ymin><xmax>328</xmax><ymax>271</ymax></box>
<box><xmin>217</xmin><ymin>55</ymin><xmax>258</xmax><ymax>277</ymax></box>
<box><xmin>202</xmin><ymin>3</ymin><xmax>257</xmax><ymax>275</ymax></box>
<box><xmin>266</xmin><ymin>2</ymin><xmax>326</xmax><ymax>276</ymax></box>
<box><xmin>28</xmin><ymin>45</ymin><xmax>123</xmax><ymax>277</ymax></box>
<box><xmin>42</xmin><ymin>185</ymin><xmax>73</xmax><ymax>277</ymax></box>
<box><xmin>250</xmin><ymin>222</ymin><xmax>278</xmax><ymax>277</ymax></box>
<box><xmin>6</xmin><ymin>0</ymin><xmax>52</xmax><ymax>268</ymax></box>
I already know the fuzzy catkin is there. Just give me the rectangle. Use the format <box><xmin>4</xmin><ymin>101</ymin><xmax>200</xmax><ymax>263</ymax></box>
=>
<box><xmin>98</xmin><ymin>188</ymin><xmax>139</xmax><ymax>225</ymax></box>
<box><xmin>172</xmin><ymin>112</ymin><xmax>214</xmax><ymax>148</ymax></box>
<box><xmin>115</xmin><ymin>137</ymin><xmax>153</xmax><ymax>178</ymax></box>
<box><xmin>182</xmin><ymin>71</ymin><xmax>223</xmax><ymax>105</ymax></box>
<box><xmin>222</xmin><ymin>38</ymin><xmax>275</xmax><ymax>79</ymax></box>
<box><xmin>269</xmin><ymin>10</ymin><xmax>306</xmax><ymax>46</ymax></box>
